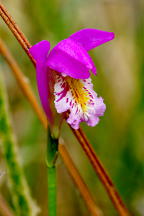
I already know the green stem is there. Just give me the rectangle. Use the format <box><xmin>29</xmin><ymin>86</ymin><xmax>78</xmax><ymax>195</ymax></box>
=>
<box><xmin>47</xmin><ymin>128</ymin><xmax>58</xmax><ymax>216</ymax></box>
<box><xmin>0</xmin><ymin>72</ymin><xmax>39</xmax><ymax>216</ymax></box>
<box><xmin>47</xmin><ymin>167</ymin><xmax>56</xmax><ymax>216</ymax></box>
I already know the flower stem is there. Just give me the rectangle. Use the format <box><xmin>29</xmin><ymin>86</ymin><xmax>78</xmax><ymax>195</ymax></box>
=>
<box><xmin>47</xmin><ymin>167</ymin><xmax>56</xmax><ymax>216</ymax></box>
<box><xmin>46</xmin><ymin>128</ymin><xmax>58</xmax><ymax>216</ymax></box>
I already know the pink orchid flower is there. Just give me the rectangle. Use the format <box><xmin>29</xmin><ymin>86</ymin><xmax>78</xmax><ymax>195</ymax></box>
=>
<box><xmin>29</xmin><ymin>29</ymin><xmax>114</xmax><ymax>129</ymax></box>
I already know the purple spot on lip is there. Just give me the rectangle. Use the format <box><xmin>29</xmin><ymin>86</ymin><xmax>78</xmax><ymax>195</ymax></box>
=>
<box><xmin>61</xmin><ymin>82</ymin><xmax>66</xmax><ymax>88</ymax></box>
<box><xmin>56</xmin><ymin>88</ymin><xmax>67</xmax><ymax>102</ymax></box>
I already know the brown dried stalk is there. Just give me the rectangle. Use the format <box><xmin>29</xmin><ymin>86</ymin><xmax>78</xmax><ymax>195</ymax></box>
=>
<box><xmin>0</xmin><ymin>4</ymin><xmax>34</xmax><ymax>65</ymax></box>
<box><xmin>0</xmin><ymin>38</ymin><xmax>47</xmax><ymax>128</ymax></box>
<box><xmin>0</xmin><ymin>38</ymin><xmax>101</xmax><ymax>216</ymax></box>
<box><xmin>0</xmin><ymin>194</ymin><xmax>14</xmax><ymax>216</ymax></box>
<box><xmin>60</xmin><ymin>144</ymin><xmax>103</xmax><ymax>216</ymax></box>
<box><xmin>0</xmin><ymin>3</ymin><xmax>130</xmax><ymax>216</ymax></box>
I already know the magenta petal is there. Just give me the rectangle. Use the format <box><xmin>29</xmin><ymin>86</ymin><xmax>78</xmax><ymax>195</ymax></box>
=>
<box><xmin>29</xmin><ymin>41</ymin><xmax>53</xmax><ymax>123</ymax></box>
<box><xmin>69</xmin><ymin>29</ymin><xmax>115</xmax><ymax>51</ymax></box>
<box><xmin>29</xmin><ymin>40</ymin><xmax>50</xmax><ymax>63</ymax></box>
<box><xmin>46</xmin><ymin>38</ymin><xmax>96</xmax><ymax>79</ymax></box>
<box><xmin>36</xmin><ymin>65</ymin><xmax>53</xmax><ymax>123</ymax></box>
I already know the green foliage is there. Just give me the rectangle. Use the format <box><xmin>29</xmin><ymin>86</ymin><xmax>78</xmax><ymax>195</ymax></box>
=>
<box><xmin>0</xmin><ymin>73</ymin><xmax>39</xmax><ymax>216</ymax></box>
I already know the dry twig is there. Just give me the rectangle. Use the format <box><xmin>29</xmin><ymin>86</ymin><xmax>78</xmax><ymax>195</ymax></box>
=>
<box><xmin>0</xmin><ymin>194</ymin><xmax>14</xmax><ymax>216</ymax></box>
<box><xmin>60</xmin><ymin>144</ymin><xmax>103</xmax><ymax>216</ymax></box>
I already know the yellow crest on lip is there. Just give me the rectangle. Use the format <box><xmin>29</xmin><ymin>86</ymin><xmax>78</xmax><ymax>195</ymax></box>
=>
<box><xmin>65</xmin><ymin>77</ymin><xmax>90</xmax><ymax>112</ymax></box>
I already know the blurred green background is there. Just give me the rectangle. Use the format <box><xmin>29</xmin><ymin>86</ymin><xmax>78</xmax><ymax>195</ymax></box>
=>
<box><xmin>0</xmin><ymin>0</ymin><xmax>144</xmax><ymax>215</ymax></box>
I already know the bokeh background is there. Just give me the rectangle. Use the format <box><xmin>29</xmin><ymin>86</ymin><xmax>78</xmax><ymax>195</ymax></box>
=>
<box><xmin>0</xmin><ymin>0</ymin><xmax>144</xmax><ymax>215</ymax></box>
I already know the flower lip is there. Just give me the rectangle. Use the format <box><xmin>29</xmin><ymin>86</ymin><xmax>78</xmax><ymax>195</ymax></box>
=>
<box><xmin>54</xmin><ymin>76</ymin><xmax>106</xmax><ymax>129</ymax></box>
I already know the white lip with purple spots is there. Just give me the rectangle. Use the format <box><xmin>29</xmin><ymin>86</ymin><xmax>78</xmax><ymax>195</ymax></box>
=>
<box><xmin>54</xmin><ymin>75</ymin><xmax>106</xmax><ymax>129</ymax></box>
